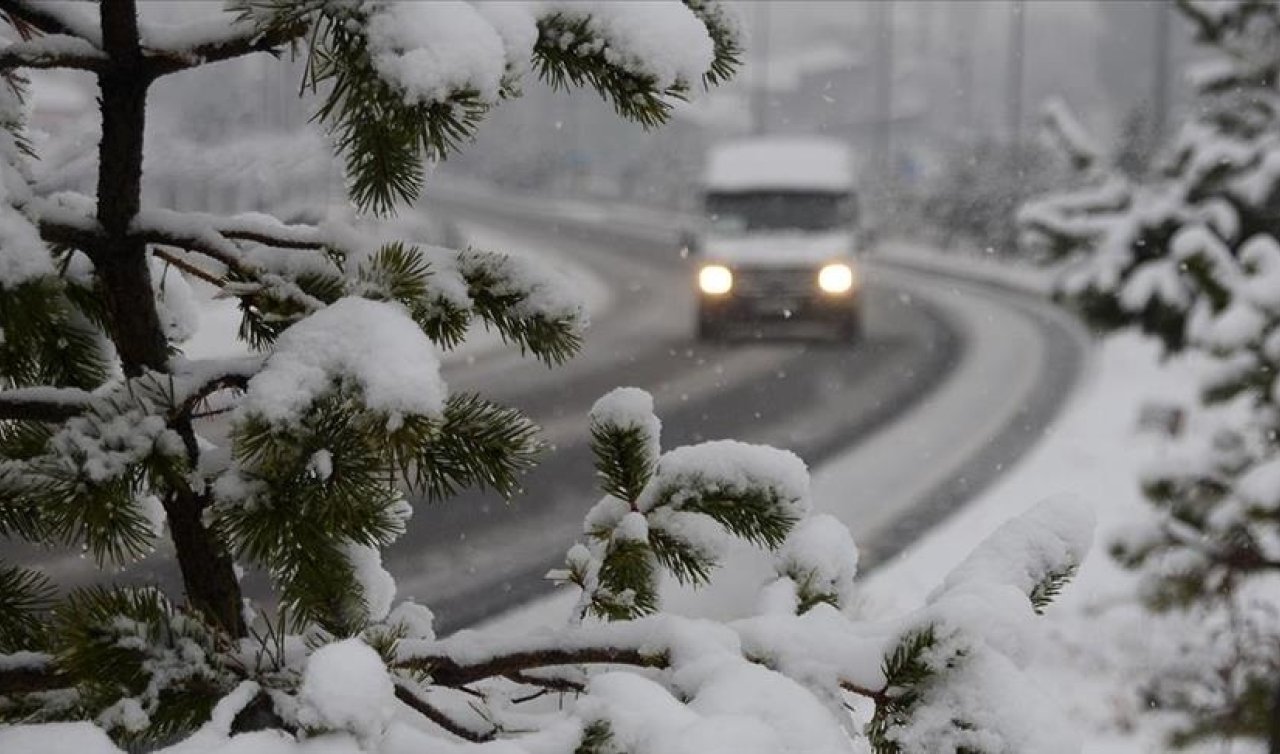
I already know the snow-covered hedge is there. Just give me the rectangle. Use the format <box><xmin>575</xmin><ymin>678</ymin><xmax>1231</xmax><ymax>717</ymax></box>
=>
<box><xmin>1018</xmin><ymin>1</ymin><xmax>1280</xmax><ymax>745</ymax></box>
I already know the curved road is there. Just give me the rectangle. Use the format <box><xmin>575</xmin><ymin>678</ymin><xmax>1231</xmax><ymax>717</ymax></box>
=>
<box><xmin>389</xmin><ymin>192</ymin><xmax>1089</xmax><ymax>631</ymax></box>
<box><xmin>14</xmin><ymin>192</ymin><xmax>1088</xmax><ymax>634</ymax></box>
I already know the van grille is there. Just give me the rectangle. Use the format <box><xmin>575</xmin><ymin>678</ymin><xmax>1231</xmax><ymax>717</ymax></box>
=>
<box><xmin>732</xmin><ymin>267</ymin><xmax>817</xmax><ymax>296</ymax></box>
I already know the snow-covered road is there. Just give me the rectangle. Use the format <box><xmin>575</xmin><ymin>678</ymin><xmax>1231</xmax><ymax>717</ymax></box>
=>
<box><xmin>388</xmin><ymin>189</ymin><xmax>1090</xmax><ymax>631</ymax></box>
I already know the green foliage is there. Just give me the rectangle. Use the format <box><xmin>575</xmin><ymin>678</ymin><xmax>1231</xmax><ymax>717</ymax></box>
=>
<box><xmin>7</xmin><ymin>378</ymin><xmax>187</xmax><ymax>566</ymax></box>
<box><xmin>590</xmin><ymin>423</ymin><xmax>656</xmax><ymax>505</ymax></box>
<box><xmin>867</xmin><ymin>626</ymin><xmax>941</xmax><ymax>754</ymax></box>
<box><xmin>220</xmin><ymin>386</ymin><xmax>539</xmax><ymax>632</ymax></box>
<box><xmin>238</xmin><ymin>0</ymin><xmax>741</xmax><ymax>215</ymax></box>
<box><xmin>459</xmin><ymin>250</ymin><xmax>583</xmax><ymax>365</ymax></box>
<box><xmin>592</xmin><ymin>538</ymin><xmax>660</xmax><ymax>621</ymax></box>
<box><xmin>0</xmin><ymin>277</ymin><xmax>110</xmax><ymax>390</ymax></box>
<box><xmin>575</xmin><ymin>719</ymin><xmax>617</xmax><ymax>754</ymax></box>
<box><xmin>683</xmin><ymin>0</ymin><xmax>743</xmax><ymax>88</ymax></box>
<box><xmin>389</xmin><ymin>392</ymin><xmax>543</xmax><ymax>501</ymax></box>
<box><xmin>0</xmin><ymin>563</ymin><xmax>53</xmax><ymax>651</ymax></box>
<box><xmin>1</xmin><ymin>0</ymin><xmax>743</xmax><ymax>739</ymax></box>
<box><xmin>53</xmin><ymin>587</ymin><xmax>231</xmax><ymax>743</ymax></box>
<box><xmin>567</xmin><ymin>396</ymin><xmax>804</xmax><ymax>620</ymax></box>
<box><xmin>533</xmin><ymin>12</ymin><xmax>686</xmax><ymax>129</ymax></box>
<box><xmin>1028</xmin><ymin>564</ymin><xmax>1078</xmax><ymax>615</ymax></box>
<box><xmin>356</xmin><ymin>242</ymin><xmax>469</xmax><ymax>350</ymax></box>
<box><xmin>306</xmin><ymin>7</ymin><xmax>492</xmax><ymax>214</ymax></box>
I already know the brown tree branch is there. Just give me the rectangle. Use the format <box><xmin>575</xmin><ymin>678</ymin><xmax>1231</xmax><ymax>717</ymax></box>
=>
<box><xmin>145</xmin><ymin>20</ymin><xmax>309</xmax><ymax>78</ymax></box>
<box><xmin>0</xmin><ymin>37</ymin><xmax>107</xmax><ymax>72</ymax></box>
<box><xmin>0</xmin><ymin>387</ymin><xmax>89</xmax><ymax>422</ymax></box>
<box><xmin>398</xmin><ymin>646</ymin><xmax>667</xmax><ymax>688</ymax></box>
<box><xmin>152</xmin><ymin>247</ymin><xmax>226</xmax><ymax>287</ymax></box>
<box><xmin>0</xmin><ymin>663</ymin><xmax>70</xmax><ymax>695</ymax></box>
<box><xmin>505</xmin><ymin>670</ymin><xmax>585</xmax><ymax>694</ymax></box>
<box><xmin>394</xmin><ymin>684</ymin><xmax>496</xmax><ymax>743</ymax></box>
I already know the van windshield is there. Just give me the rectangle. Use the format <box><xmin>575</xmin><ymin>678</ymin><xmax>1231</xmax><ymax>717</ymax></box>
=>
<box><xmin>705</xmin><ymin>191</ymin><xmax>852</xmax><ymax>234</ymax></box>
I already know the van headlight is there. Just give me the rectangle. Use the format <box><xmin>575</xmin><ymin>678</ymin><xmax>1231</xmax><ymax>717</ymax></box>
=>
<box><xmin>698</xmin><ymin>264</ymin><xmax>733</xmax><ymax>295</ymax></box>
<box><xmin>818</xmin><ymin>263</ymin><xmax>855</xmax><ymax>294</ymax></box>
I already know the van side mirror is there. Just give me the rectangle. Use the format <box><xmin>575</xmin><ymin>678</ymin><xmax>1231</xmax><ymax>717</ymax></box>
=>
<box><xmin>680</xmin><ymin>229</ymin><xmax>701</xmax><ymax>258</ymax></box>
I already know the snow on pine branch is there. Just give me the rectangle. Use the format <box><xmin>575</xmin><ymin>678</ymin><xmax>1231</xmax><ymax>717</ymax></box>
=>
<box><xmin>236</xmin><ymin>296</ymin><xmax>447</xmax><ymax>426</ymax></box>
<box><xmin>560</xmin><ymin>388</ymin><xmax>813</xmax><ymax>620</ymax></box>
<box><xmin>0</xmin><ymin>382</ymin><xmax>1095</xmax><ymax>753</ymax></box>
<box><xmin>232</xmin><ymin>0</ymin><xmax>739</xmax><ymax>213</ymax></box>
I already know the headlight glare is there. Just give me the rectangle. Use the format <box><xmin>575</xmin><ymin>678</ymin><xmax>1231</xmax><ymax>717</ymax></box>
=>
<box><xmin>818</xmin><ymin>263</ymin><xmax>855</xmax><ymax>294</ymax></box>
<box><xmin>699</xmin><ymin>264</ymin><xmax>733</xmax><ymax>295</ymax></box>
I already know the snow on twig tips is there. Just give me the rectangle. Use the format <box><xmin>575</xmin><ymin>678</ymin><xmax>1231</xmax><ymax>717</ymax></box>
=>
<box><xmin>565</xmin><ymin>388</ymin><xmax>811</xmax><ymax>620</ymax></box>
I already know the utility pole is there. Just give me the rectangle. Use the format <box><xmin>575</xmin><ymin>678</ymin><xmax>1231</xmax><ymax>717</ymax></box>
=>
<box><xmin>751</xmin><ymin>1</ymin><xmax>770</xmax><ymax>135</ymax></box>
<box><xmin>1007</xmin><ymin>0</ymin><xmax>1026</xmax><ymax>147</ymax></box>
<box><xmin>872</xmin><ymin>1</ymin><xmax>894</xmax><ymax>182</ymax></box>
<box><xmin>1151</xmin><ymin>0</ymin><xmax>1172</xmax><ymax>146</ymax></box>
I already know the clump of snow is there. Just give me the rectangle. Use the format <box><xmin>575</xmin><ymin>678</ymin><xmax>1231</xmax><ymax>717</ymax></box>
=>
<box><xmin>342</xmin><ymin>542</ymin><xmax>396</xmax><ymax>622</ymax></box>
<box><xmin>97</xmin><ymin>697</ymin><xmax>149</xmax><ymax>734</ymax></box>
<box><xmin>0</xmin><ymin>722</ymin><xmax>123</xmax><ymax>754</ymax></box>
<box><xmin>150</xmin><ymin>255</ymin><xmax>201</xmax><ymax>343</ymax></box>
<box><xmin>932</xmin><ymin>496</ymin><xmax>1095</xmax><ymax>605</ymax></box>
<box><xmin>614</xmin><ymin>511</ymin><xmax>650</xmax><ymax>543</ymax></box>
<box><xmin>772</xmin><ymin>514</ymin><xmax>859</xmax><ymax>610</ymax></box>
<box><xmin>476</xmin><ymin>2</ymin><xmax>539</xmax><ymax>75</ymax></box>
<box><xmin>307</xmin><ymin>449</ymin><xmax>333</xmax><ymax>482</ymax></box>
<box><xmin>239</xmin><ymin>297</ymin><xmax>446</xmax><ymax>425</ymax></box>
<box><xmin>545</xmin><ymin>1</ymin><xmax>715</xmax><ymax>92</ymax></box>
<box><xmin>459</xmin><ymin>248</ymin><xmax>587</xmax><ymax>324</ymax></box>
<box><xmin>385</xmin><ymin>601</ymin><xmax>435</xmax><ymax>642</ymax></box>
<box><xmin>641</xmin><ymin>440</ymin><xmax>810</xmax><ymax>519</ymax></box>
<box><xmin>297</xmin><ymin>639</ymin><xmax>395</xmax><ymax>742</ymax></box>
<box><xmin>590</xmin><ymin>386</ymin><xmax>662</xmax><ymax>464</ymax></box>
<box><xmin>367</xmin><ymin>2</ymin><xmax>509</xmax><ymax>106</ymax></box>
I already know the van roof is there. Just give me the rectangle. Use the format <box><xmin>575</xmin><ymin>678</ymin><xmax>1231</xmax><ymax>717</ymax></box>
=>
<box><xmin>704</xmin><ymin>136</ymin><xmax>854</xmax><ymax>192</ymax></box>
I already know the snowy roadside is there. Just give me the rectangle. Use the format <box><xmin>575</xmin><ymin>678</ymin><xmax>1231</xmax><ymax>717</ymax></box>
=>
<box><xmin>871</xmin><ymin>238</ymin><xmax>1054</xmax><ymax>295</ymax></box>
<box><xmin>858</xmin><ymin>332</ymin><xmax>1261</xmax><ymax>754</ymax></box>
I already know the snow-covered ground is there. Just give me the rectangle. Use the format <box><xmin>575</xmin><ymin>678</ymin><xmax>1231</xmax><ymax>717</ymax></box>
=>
<box><xmin>860</xmin><ymin>331</ymin><xmax>1239</xmax><ymax>753</ymax></box>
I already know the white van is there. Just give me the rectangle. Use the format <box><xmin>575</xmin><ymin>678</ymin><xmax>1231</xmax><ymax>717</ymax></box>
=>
<box><xmin>688</xmin><ymin>136</ymin><xmax>863</xmax><ymax>341</ymax></box>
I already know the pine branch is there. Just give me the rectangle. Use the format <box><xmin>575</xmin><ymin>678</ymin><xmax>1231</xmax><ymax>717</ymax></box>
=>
<box><xmin>532</xmin><ymin>11</ymin><xmax>688</xmax><ymax>129</ymax></box>
<box><xmin>399</xmin><ymin>645</ymin><xmax>667</xmax><ymax>688</ymax></box>
<box><xmin>1028</xmin><ymin>564</ymin><xmax>1079</xmax><ymax>614</ymax></box>
<box><xmin>152</xmin><ymin>247</ymin><xmax>225</xmax><ymax>287</ymax></box>
<box><xmin>393</xmin><ymin>683</ymin><xmax>496</xmax><ymax>743</ymax></box>
<box><xmin>0</xmin><ymin>1</ymin><xmax>100</xmax><ymax>43</ymax></box>
<box><xmin>0</xmin><ymin>36</ymin><xmax>106</xmax><ymax>72</ymax></box>
<box><xmin>389</xmin><ymin>393</ymin><xmax>542</xmax><ymax>501</ymax></box>
<box><xmin>0</xmin><ymin>563</ymin><xmax>54</xmax><ymax>650</ymax></box>
<box><xmin>0</xmin><ymin>387</ymin><xmax>90</xmax><ymax>422</ymax></box>
<box><xmin>35</xmin><ymin>216</ymin><xmax>104</xmax><ymax>256</ymax></box>
<box><xmin>145</xmin><ymin>18</ymin><xmax>308</xmax><ymax>78</ymax></box>
<box><xmin>590</xmin><ymin>418</ymin><xmax>657</xmax><ymax>505</ymax></box>
<box><xmin>0</xmin><ymin>659</ymin><xmax>68</xmax><ymax>695</ymax></box>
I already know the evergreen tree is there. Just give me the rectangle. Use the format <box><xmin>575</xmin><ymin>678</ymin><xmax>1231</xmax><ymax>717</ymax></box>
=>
<box><xmin>1020</xmin><ymin>1</ymin><xmax>1280</xmax><ymax>746</ymax></box>
<box><xmin>0</xmin><ymin>3</ymin><xmax>1090</xmax><ymax>753</ymax></box>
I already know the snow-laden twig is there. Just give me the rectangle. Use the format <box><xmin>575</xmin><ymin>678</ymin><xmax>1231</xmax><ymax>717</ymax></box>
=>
<box><xmin>0</xmin><ymin>385</ymin><xmax>91</xmax><ymax>422</ymax></box>
<box><xmin>0</xmin><ymin>34</ymin><xmax>106</xmax><ymax>71</ymax></box>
